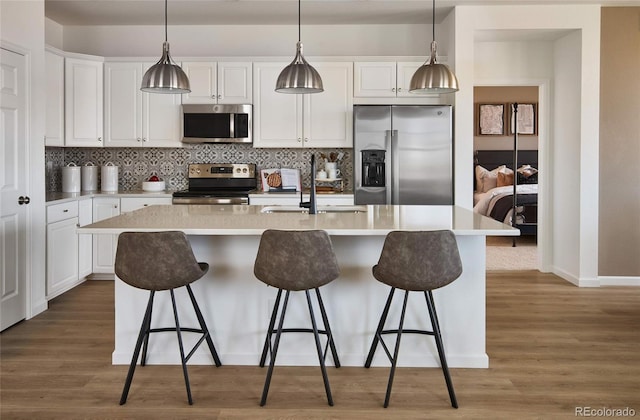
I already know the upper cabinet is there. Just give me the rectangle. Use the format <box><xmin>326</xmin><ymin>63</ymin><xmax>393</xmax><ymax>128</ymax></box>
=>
<box><xmin>104</xmin><ymin>62</ymin><xmax>182</xmax><ymax>148</ymax></box>
<box><xmin>354</xmin><ymin>61</ymin><xmax>437</xmax><ymax>98</ymax></box>
<box><xmin>45</xmin><ymin>49</ymin><xmax>65</xmax><ymax>147</ymax></box>
<box><xmin>65</xmin><ymin>57</ymin><xmax>104</xmax><ymax>147</ymax></box>
<box><xmin>181</xmin><ymin>61</ymin><xmax>252</xmax><ymax>104</ymax></box>
<box><xmin>253</xmin><ymin>62</ymin><xmax>353</xmax><ymax>148</ymax></box>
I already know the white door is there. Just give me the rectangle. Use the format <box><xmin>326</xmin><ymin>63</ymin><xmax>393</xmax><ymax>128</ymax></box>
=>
<box><xmin>65</xmin><ymin>57</ymin><xmax>103</xmax><ymax>147</ymax></box>
<box><xmin>353</xmin><ymin>62</ymin><xmax>397</xmax><ymax>97</ymax></box>
<box><xmin>143</xmin><ymin>62</ymin><xmax>182</xmax><ymax>147</ymax></box>
<box><xmin>218</xmin><ymin>62</ymin><xmax>252</xmax><ymax>104</ymax></box>
<box><xmin>104</xmin><ymin>62</ymin><xmax>143</xmax><ymax>147</ymax></box>
<box><xmin>1</xmin><ymin>48</ymin><xmax>28</xmax><ymax>331</ymax></box>
<box><xmin>181</xmin><ymin>62</ymin><xmax>217</xmax><ymax>104</ymax></box>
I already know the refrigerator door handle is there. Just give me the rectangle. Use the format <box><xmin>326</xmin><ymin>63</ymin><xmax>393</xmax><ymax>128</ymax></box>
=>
<box><xmin>390</xmin><ymin>129</ymin><xmax>399</xmax><ymax>204</ymax></box>
<box><xmin>385</xmin><ymin>130</ymin><xmax>393</xmax><ymax>204</ymax></box>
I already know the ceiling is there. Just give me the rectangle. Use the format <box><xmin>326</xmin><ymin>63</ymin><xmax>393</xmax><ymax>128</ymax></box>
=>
<box><xmin>45</xmin><ymin>0</ymin><xmax>638</xmax><ymax>26</ymax></box>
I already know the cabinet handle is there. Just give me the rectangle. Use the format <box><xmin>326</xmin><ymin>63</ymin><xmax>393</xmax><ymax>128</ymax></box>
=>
<box><xmin>218</xmin><ymin>95</ymin><xmax>221</xmax><ymax>99</ymax></box>
<box><xmin>143</xmin><ymin>138</ymin><xmax>147</xmax><ymax>142</ymax></box>
<box><xmin>297</xmin><ymin>138</ymin><xmax>302</xmax><ymax>142</ymax></box>
<box><xmin>98</xmin><ymin>137</ymin><xmax>102</xmax><ymax>141</ymax></box>
<box><xmin>397</xmin><ymin>87</ymin><xmax>402</xmax><ymax>92</ymax></box>
<box><xmin>143</xmin><ymin>204</ymin><xmax>148</xmax><ymax>206</ymax></box>
<box><xmin>211</xmin><ymin>94</ymin><xmax>216</xmax><ymax>99</ymax></box>
<box><xmin>63</xmin><ymin>209</ymin><xmax>69</xmax><ymax>213</ymax></box>
<box><xmin>391</xmin><ymin>88</ymin><xmax>396</xmax><ymax>92</ymax></box>
<box><xmin>137</xmin><ymin>137</ymin><xmax>141</xmax><ymax>142</ymax></box>
<box><xmin>114</xmin><ymin>205</ymin><xmax>118</xmax><ymax>209</ymax></box>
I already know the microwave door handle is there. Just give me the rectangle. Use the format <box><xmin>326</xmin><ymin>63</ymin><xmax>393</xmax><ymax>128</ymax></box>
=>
<box><xmin>229</xmin><ymin>113</ymin><xmax>235</xmax><ymax>139</ymax></box>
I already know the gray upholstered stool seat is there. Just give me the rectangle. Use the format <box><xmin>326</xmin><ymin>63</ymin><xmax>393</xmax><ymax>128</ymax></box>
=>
<box><xmin>365</xmin><ymin>230</ymin><xmax>463</xmax><ymax>408</ymax></box>
<box><xmin>254</xmin><ymin>229</ymin><xmax>341</xmax><ymax>406</ymax></box>
<box><xmin>115</xmin><ymin>231</ymin><xmax>221</xmax><ymax>405</ymax></box>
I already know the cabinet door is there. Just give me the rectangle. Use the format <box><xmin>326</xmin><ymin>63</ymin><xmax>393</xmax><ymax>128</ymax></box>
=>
<box><xmin>181</xmin><ymin>62</ymin><xmax>217</xmax><ymax>104</ymax></box>
<box><xmin>253</xmin><ymin>62</ymin><xmax>302</xmax><ymax>148</ymax></box>
<box><xmin>65</xmin><ymin>57</ymin><xmax>103</xmax><ymax>147</ymax></box>
<box><xmin>45</xmin><ymin>50</ymin><xmax>65</xmax><ymax>146</ymax></box>
<box><xmin>305</xmin><ymin>62</ymin><xmax>353</xmax><ymax>148</ymax></box>
<box><xmin>47</xmin><ymin>217</ymin><xmax>79</xmax><ymax>299</ymax></box>
<box><xmin>396</xmin><ymin>61</ymin><xmax>438</xmax><ymax>98</ymax></box>
<box><xmin>104</xmin><ymin>62</ymin><xmax>143</xmax><ymax>147</ymax></box>
<box><xmin>78</xmin><ymin>198</ymin><xmax>93</xmax><ymax>279</ymax></box>
<box><xmin>143</xmin><ymin>63</ymin><xmax>183</xmax><ymax>147</ymax></box>
<box><xmin>353</xmin><ymin>62</ymin><xmax>397</xmax><ymax>97</ymax></box>
<box><xmin>92</xmin><ymin>198</ymin><xmax>120</xmax><ymax>274</ymax></box>
<box><xmin>218</xmin><ymin>62</ymin><xmax>252</xmax><ymax>104</ymax></box>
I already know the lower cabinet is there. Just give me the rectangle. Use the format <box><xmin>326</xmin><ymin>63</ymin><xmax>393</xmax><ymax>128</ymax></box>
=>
<box><xmin>92</xmin><ymin>197</ymin><xmax>120</xmax><ymax>274</ymax></box>
<box><xmin>46</xmin><ymin>201</ymin><xmax>80</xmax><ymax>299</ymax></box>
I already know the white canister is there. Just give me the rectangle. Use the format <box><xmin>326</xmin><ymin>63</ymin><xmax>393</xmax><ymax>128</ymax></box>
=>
<box><xmin>62</xmin><ymin>162</ymin><xmax>81</xmax><ymax>193</ymax></box>
<box><xmin>81</xmin><ymin>162</ymin><xmax>99</xmax><ymax>191</ymax></box>
<box><xmin>101</xmin><ymin>162</ymin><xmax>119</xmax><ymax>192</ymax></box>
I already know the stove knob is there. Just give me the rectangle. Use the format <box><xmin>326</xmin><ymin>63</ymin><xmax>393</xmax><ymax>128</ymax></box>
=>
<box><xmin>236</xmin><ymin>168</ymin><xmax>241</xmax><ymax>173</ymax></box>
<box><xmin>243</xmin><ymin>168</ymin><xmax>248</xmax><ymax>173</ymax></box>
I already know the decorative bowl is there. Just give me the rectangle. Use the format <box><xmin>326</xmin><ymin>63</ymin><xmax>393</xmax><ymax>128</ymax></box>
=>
<box><xmin>142</xmin><ymin>180</ymin><xmax>166</xmax><ymax>192</ymax></box>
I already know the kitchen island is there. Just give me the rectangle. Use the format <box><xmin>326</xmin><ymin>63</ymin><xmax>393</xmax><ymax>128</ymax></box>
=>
<box><xmin>79</xmin><ymin>204</ymin><xmax>517</xmax><ymax>368</ymax></box>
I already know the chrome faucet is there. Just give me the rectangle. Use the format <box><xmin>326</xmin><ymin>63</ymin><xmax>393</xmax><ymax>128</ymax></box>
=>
<box><xmin>299</xmin><ymin>154</ymin><xmax>317</xmax><ymax>214</ymax></box>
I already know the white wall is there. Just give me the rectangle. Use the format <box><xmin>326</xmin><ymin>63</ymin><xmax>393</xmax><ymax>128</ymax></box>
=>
<box><xmin>454</xmin><ymin>5</ymin><xmax>601</xmax><ymax>285</ymax></box>
<box><xmin>0</xmin><ymin>1</ymin><xmax>47</xmax><ymax>316</ymax></box>
<box><xmin>60</xmin><ymin>23</ymin><xmax>446</xmax><ymax>58</ymax></box>
<box><xmin>45</xmin><ymin>17</ymin><xmax>64</xmax><ymax>50</ymax></box>
<box><xmin>552</xmin><ymin>31</ymin><xmax>583</xmax><ymax>284</ymax></box>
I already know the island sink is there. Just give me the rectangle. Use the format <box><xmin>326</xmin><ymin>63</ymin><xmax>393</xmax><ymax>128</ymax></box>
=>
<box><xmin>261</xmin><ymin>205</ymin><xmax>368</xmax><ymax>214</ymax></box>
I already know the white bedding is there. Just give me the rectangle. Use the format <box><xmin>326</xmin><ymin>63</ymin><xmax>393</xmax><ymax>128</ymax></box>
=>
<box><xmin>473</xmin><ymin>184</ymin><xmax>538</xmax><ymax>223</ymax></box>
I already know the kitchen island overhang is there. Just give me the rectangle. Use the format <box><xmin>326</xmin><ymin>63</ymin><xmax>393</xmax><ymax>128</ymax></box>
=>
<box><xmin>79</xmin><ymin>204</ymin><xmax>518</xmax><ymax>369</ymax></box>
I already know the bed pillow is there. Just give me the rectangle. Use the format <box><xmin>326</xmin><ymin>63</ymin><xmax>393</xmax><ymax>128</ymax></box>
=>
<box><xmin>475</xmin><ymin>165</ymin><xmax>505</xmax><ymax>192</ymax></box>
<box><xmin>497</xmin><ymin>170</ymin><xmax>514</xmax><ymax>187</ymax></box>
<box><xmin>517</xmin><ymin>164</ymin><xmax>538</xmax><ymax>178</ymax></box>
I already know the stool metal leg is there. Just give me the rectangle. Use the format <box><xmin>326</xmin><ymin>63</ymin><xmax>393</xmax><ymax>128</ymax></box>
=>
<box><xmin>260</xmin><ymin>290</ymin><xmax>290</xmax><ymax>406</ymax></box>
<box><xmin>260</xmin><ymin>288</ymin><xmax>283</xmax><ymax>368</ymax></box>
<box><xmin>425</xmin><ymin>291</ymin><xmax>458</xmax><ymax>409</ymax></box>
<box><xmin>315</xmin><ymin>288</ymin><xmax>340</xmax><ymax>368</ymax></box>
<box><xmin>185</xmin><ymin>284</ymin><xmax>222</xmax><ymax>367</ymax></box>
<box><xmin>170</xmin><ymin>289</ymin><xmax>193</xmax><ymax>405</ymax></box>
<box><xmin>140</xmin><ymin>291</ymin><xmax>155</xmax><ymax>367</ymax></box>
<box><xmin>306</xmin><ymin>290</ymin><xmax>334</xmax><ymax>406</ymax></box>
<box><xmin>365</xmin><ymin>287</ymin><xmax>396</xmax><ymax>368</ymax></box>
<box><xmin>383</xmin><ymin>290</ymin><xmax>409</xmax><ymax>408</ymax></box>
<box><xmin>120</xmin><ymin>291</ymin><xmax>155</xmax><ymax>405</ymax></box>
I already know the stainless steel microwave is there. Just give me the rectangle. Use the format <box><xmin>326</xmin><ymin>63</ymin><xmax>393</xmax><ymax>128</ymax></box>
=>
<box><xmin>181</xmin><ymin>104</ymin><xmax>252</xmax><ymax>144</ymax></box>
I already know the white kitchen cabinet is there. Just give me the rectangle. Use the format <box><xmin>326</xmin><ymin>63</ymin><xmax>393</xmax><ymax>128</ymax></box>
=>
<box><xmin>253</xmin><ymin>62</ymin><xmax>352</xmax><ymax>148</ymax></box>
<box><xmin>249</xmin><ymin>194</ymin><xmax>354</xmax><ymax>206</ymax></box>
<box><xmin>45</xmin><ymin>49</ymin><xmax>65</xmax><ymax>146</ymax></box>
<box><xmin>104</xmin><ymin>62</ymin><xmax>182</xmax><ymax>148</ymax></box>
<box><xmin>46</xmin><ymin>201</ymin><xmax>80</xmax><ymax>299</ymax></box>
<box><xmin>92</xmin><ymin>197</ymin><xmax>120</xmax><ymax>274</ymax></box>
<box><xmin>78</xmin><ymin>198</ymin><xmax>93</xmax><ymax>279</ymax></box>
<box><xmin>354</xmin><ymin>61</ymin><xmax>437</xmax><ymax>98</ymax></box>
<box><xmin>120</xmin><ymin>197</ymin><xmax>172</xmax><ymax>213</ymax></box>
<box><xmin>181</xmin><ymin>61</ymin><xmax>252</xmax><ymax>104</ymax></box>
<box><xmin>65</xmin><ymin>56</ymin><xmax>104</xmax><ymax>147</ymax></box>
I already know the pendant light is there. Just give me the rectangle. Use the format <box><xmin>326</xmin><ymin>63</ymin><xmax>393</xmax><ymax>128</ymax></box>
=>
<box><xmin>409</xmin><ymin>0</ymin><xmax>459</xmax><ymax>94</ymax></box>
<box><xmin>275</xmin><ymin>0</ymin><xmax>323</xmax><ymax>93</ymax></box>
<box><xmin>140</xmin><ymin>0</ymin><xmax>190</xmax><ymax>94</ymax></box>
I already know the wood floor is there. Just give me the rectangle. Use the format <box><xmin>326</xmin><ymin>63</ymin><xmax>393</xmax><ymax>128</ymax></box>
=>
<box><xmin>2</xmin><ymin>272</ymin><xmax>639</xmax><ymax>419</ymax></box>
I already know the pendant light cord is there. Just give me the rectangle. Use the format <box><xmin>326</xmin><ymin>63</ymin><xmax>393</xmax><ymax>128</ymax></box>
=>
<box><xmin>164</xmin><ymin>0</ymin><xmax>168</xmax><ymax>42</ymax></box>
<box><xmin>432</xmin><ymin>0</ymin><xmax>435</xmax><ymax>43</ymax></box>
<box><xmin>298</xmin><ymin>0</ymin><xmax>301</xmax><ymax>42</ymax></box>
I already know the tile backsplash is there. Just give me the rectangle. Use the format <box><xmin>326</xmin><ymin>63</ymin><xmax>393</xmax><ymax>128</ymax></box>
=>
<box><xmin>45</xmin><ymin>145</ymin><xmax>352</xmax><ymax>192</ymax></box>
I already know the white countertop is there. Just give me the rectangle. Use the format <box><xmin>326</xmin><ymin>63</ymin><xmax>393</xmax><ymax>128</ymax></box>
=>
<box><xmin>46</xmin><ymin>190</ymin><xmax>174</xmax><ymax>204</ymax></box>
<box><xmin>79</xmin><ymin>204</ymin><xmax>519</xmax><ymax>236</ymax></box>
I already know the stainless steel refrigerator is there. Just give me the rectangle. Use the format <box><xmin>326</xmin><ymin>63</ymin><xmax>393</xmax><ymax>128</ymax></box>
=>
<box><xmin>354</xmin><ymin>105</ymin><xmax>453</xmax><ymax>205</ymax></box>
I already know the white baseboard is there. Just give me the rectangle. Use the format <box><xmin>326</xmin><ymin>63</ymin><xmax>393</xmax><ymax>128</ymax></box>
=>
<box><xmin>553</xmin><ymin>267</ymin><xmax>599</xmax><ymax>287</ymax></box>
<box><xmin>598</xmin><ymin>276</ymin><xmax>640</xmax><ymax>286</ymax></box>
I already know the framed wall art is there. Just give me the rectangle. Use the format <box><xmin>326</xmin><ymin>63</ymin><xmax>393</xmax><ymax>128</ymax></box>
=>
<box><xmin>510</xmin><ymin>103</ymin><xmax>537</xmax><ymax>135</ymax></box>
<box><xmin>477</xmin><ymin>103</ymin><xmax>505</xmax><ymax>135</ymax></box>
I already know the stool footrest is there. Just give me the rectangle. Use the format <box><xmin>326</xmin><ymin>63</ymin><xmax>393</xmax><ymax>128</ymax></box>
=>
<box><xmin>380</xmin><ymin>328</ymin><xmax>435</xmax><ymax>336</ymax></box>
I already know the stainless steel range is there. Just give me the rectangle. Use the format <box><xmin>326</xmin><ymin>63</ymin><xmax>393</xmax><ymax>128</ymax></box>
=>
<box><xmin>172</xmin><ymin>163</ymin><xmax>257</xmax><ymax>204</ymax></box>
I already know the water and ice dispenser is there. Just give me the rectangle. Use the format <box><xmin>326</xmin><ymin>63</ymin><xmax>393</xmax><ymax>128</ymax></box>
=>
<box><xmin>361</xmin><ymin>150</ymin><xmax>386</xmax><ymax>187</ymax></box>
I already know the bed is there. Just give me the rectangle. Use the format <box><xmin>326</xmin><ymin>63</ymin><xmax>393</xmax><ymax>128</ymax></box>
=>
<box><xmin>473</xmin><ymin>150</ymin><xmax>538</xmax><ymax>238</ymax></box>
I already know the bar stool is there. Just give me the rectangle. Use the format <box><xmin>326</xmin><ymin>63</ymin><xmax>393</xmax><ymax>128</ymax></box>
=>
<box><xmin>254</xmin><ymin>229</ymin><xmax>341</xmax><ymax>406</ymax></box>
<box><xmin>365</xmin><ymin>230</ymin><xmax>463</xmax><ymax>408</ymax></box>
<box><xmin>115</xmin><ymin>231</ymin><xmax>222</xmax><ymax>405</ymax></box>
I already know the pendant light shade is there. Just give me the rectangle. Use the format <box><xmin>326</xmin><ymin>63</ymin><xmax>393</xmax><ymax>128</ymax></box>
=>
<box><xmin>140</xmin><ymin>0</ymin><xmax>190</xmax><ymax>94</ymax></box>
<box><xmin>409</xmin><ymin>0</ymin><xmax>459</xmax><ymax>94</ymax></box>
<box><xmin>276</xmin><ymin>0</ymin><xmax>323</xmax><ymax>94</ymax></box>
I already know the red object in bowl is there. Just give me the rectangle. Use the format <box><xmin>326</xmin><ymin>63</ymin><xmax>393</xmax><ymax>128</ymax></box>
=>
<box><xmin>148</xmin><ymin>175</ymin><xmax>160</xmax><ymax>182</ymax></box>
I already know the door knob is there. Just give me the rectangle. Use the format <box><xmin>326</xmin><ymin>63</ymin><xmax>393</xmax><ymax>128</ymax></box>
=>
<box><xmin>18</xmin><ymin>196</ymin><xmax>30</xmax><ymax>205</ymax></box>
